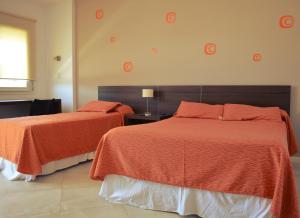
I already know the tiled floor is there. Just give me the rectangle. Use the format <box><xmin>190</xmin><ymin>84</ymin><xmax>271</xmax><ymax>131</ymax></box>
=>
<box><xmin>1</xmin><ymin>161</ymin><xmax>300</xmax><ymax>218</ymax></box>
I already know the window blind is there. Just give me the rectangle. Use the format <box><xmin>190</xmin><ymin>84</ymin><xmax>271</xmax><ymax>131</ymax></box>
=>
<box><xmin>0</xmin><ymin>11</ymin><xmax>35</xmax><ymax>80</ymax></box>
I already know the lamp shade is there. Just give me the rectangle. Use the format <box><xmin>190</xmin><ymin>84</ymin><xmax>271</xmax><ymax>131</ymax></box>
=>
<box><xmin>142</xmin><ymin>89</ymin><xmax>154</xmax><ymax>98</ymax></box>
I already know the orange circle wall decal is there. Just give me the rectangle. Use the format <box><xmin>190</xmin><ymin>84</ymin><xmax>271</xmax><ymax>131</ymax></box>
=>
<box><xmin>166</xmin><ymin>12</ymin><xmax>176</xmax><ymax>24</ymax></box>
<box><xmin>204</xmin><ymin>43</ymin><xmax>216</xmax><ymax>55</ymax></box>
<box><xmin>279</xmin><ymin>15</ymin><xmax>294</xmax><ymax>29</ymax></box>
<box><xmin>96</xmin><ymin>9</ymin><xmax>103</xmax><ymax>20</ymax></box>
<box><xmin>123</xmin><ymin>61</ymin><xmax>133</xmax><ymax>73</ymax></box>
<box><xmin>252</xmin><ymin>53</ymin><xmax>262</xmax><ymax>62</ymax></box>
<box><xmin>109</xmin><ymin>36</ymin><xmax>116</xmax><ymax>43</ymax></box>
<box><xmin>151</xmin><ymin>48</ymin><xmax>158</xmax><ymax>54</ymax></box>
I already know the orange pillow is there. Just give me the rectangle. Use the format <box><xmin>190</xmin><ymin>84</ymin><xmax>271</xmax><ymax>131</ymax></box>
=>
<box><xmin>77</xmin><ymin>100</ymin><xmax>120</xmax><ymax>112</ymax></box>
<box><xmin>114</xmin><ymin>105</ymin><xmax>135</xmax><ymax>116</ymax></box>
<box><xmin>223</xmin><ymin>104</ymin><xmax>282</xmax><ymax>121</ymax></box>
<box><xmin>175</xmin><ymin>101</ymin><xmax>223</xmax><ymax>119</ymax></box>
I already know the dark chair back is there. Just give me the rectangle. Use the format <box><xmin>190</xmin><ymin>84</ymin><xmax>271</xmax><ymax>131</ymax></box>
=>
<box><xmin>30</xmin><ymin>99</ymin><xmax>61</xmax><ymax>116</ymax></box>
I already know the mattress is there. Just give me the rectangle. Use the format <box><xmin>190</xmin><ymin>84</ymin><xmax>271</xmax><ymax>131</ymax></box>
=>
<box><xmin>100</xmin><ymin>174</ymin><xmax>273</xmax><ymax>218</ymax></box>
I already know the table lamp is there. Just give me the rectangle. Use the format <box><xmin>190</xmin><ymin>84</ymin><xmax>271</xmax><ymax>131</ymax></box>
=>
<box><xmin>142</xmin><ymin>89</ymin><xmax>154</xmax><ymax>116</ymax></box>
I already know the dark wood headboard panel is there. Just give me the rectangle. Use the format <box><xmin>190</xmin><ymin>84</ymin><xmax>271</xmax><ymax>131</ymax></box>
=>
<box><xmin>98</xmin><ymin>85</ymin><xmax>291</xmax><ymax>114</ymax></box>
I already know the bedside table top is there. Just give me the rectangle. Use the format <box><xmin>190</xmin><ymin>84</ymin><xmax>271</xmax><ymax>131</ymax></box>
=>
<box><xmin>126</xmin><ymin>114</ymin><xmax>173</xmax><ymax>121</ymax></box>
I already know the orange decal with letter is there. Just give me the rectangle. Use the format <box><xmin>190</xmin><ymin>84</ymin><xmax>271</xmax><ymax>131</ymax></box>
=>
<box><xmin>252</xmin><ymin>53</ymin><xmax>262</xmax><ymax>62</ymax></box>
<box><xmin>151</xmin><ymin>48</ymin><xmax>158</xmax><ymax>55</ymax></box>
<box><xmin>279</xmin><ymin>15</ymin><xmax>294</xmax><ymax>29</ymax></box>
<box><xmin>109</xmin><ymin>36</ymin><xmax>116</xmax><ymax>43</ymax></box>
<box><xmin>166</xmin><ymin>12</ymin><xmax>176</xmax><ymax>24</ymax></box>
<box><xmin>123</xmin><ymin>61</ymin><xmax>133</xmax><ymax>73</ymax></box>
<box><xmin>204</xmin><ymin>43</ymin><xmax>216</xmax><ymax>55</ymax></box>
<box><xmin>96</xmin><ymin>9</ymin><xmax>103</xmax><ymax>20</ymax></box>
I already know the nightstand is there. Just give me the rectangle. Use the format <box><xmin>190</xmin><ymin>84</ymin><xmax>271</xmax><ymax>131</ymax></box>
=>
<box><xmin>125</xmin><ymin>114</ymin><xmax>173</xmax><ymax>125</ymax></box>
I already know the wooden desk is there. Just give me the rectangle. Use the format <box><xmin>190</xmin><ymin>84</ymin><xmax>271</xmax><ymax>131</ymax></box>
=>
<box><xmin>0</xmin><ymin>100</ymin><xmax>32</xmax><ymax>118</ymax></box>
<box><xmin>0</xmin><ymin>99</ymin><xmax>62</xmax><ymax>119</ymax></box>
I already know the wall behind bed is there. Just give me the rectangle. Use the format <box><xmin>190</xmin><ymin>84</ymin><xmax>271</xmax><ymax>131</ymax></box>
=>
<box><xmin>76</xmin><ymin>0</ymin><xmax>300</xmax><ymax>150</ymax></box>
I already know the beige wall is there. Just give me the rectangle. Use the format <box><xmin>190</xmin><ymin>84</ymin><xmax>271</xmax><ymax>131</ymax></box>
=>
<box><xmin>45</xmin><ymin>0</ymin><xmax>74</xmax><ymax>112</ymax></box>
<box><xmin>76</xmin><ymin>0</ymin><xmax>300</xmax><ymax>147</ymax></box>
<box><xmin>0</xmin><ymin>0</ymin><xmax>48</xmax><ymax>100</ymax></box>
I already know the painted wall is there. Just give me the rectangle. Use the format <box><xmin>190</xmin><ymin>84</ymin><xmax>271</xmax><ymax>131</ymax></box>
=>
<box><xmin>45</xmin><ymin>0</ymin><xmax>74</xmax><ymax>112</ymax></box>
<box><xmin>76</xmin><ymin>0</ymin><xmax>300</xmax><ymax>148</ymax></box>
<box><xmin>0</xmin><ymin>0</ymin><xmax>48</xmax><ymax>100</ymax></box>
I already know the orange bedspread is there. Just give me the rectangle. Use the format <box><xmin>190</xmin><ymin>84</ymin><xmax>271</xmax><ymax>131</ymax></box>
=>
<box><xmin>0</xmin><ymin>112</ymin><xmax>123</xmax><ymax>175</ymax></box>
<box><xmin>90</xmin><ymin>117</ymin><xmax>299</xmax><ymax>218</ymax></box>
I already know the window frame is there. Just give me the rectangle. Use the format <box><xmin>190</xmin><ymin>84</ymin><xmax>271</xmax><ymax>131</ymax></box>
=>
<box><xmin>0</xmin><ymin>79</ymin><xmax>33</xmax><ymax>92</ymax></box>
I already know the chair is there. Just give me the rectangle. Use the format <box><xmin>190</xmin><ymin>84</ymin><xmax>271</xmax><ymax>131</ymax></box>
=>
<box><xmin>30</xmin><ymin>99</ymin><xmax>61</xmax><ymax>116</ymax></box>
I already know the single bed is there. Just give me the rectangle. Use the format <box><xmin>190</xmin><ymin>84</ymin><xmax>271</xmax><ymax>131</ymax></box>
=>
<box><xmin>0</xmin><ymin>100</ymin><xmax>132</xmax><ymax>181</ymax></box>
<box><xmin>90</xmin><ymin>85</ymin><xmax>299</xmax><ymax>218</ymax></box>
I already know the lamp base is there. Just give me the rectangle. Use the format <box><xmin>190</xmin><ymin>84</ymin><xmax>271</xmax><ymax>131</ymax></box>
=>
<box><xmin>144</xmin><ymin>112</ymin><xmax>151</xmax><ymax>117</ymax></box>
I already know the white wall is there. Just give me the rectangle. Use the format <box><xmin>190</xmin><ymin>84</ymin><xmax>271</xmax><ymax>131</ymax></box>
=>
<box><xmin>45</xmin><ymin>0</ymin><xmax>74</xmax><ymax>112</ymax></box>
<box><xmin>0</xmin><ymin>0</ymin><xmax>48</xmax><ymax>100</ymax></box>
<box><xmin>0</xmin><ymin>0</ymin><xmax>74</xmax><ymax>112</ymax></box>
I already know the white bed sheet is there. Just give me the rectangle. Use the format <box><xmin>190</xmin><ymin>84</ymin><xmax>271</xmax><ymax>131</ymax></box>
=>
<box><xmin>0</xmin><ymin>152</ymin><xmax>94</xmax><ymax>181</ymax></box>
<box><xmin>100</xmin><ymin>174</ymin><xmax>274</xmax><ymax>218</ymax></box>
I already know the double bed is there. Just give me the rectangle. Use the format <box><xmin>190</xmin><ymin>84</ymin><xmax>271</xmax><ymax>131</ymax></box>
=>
<box><xmin>90</xmin><ymin>85</ymin><xmax>299</xmax><ymax>218</ymax></box>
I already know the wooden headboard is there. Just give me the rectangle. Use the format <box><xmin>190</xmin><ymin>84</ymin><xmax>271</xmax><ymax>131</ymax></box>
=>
<box><xmin>98</xmin><ymin>85</ymin><xmax>291</xmax><ymax>114</ymax></box>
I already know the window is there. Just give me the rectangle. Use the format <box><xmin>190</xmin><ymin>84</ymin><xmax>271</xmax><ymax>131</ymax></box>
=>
<box><xmin>0</xmin><ymin>12</ymin><xmax>35</xmax><ymax>91</ymax></box>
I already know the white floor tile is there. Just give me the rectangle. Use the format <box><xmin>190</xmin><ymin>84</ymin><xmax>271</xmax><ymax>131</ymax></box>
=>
<box><xmin>0</xmin><ymin>160</ymin><xmax>299</xmax><ymax>218</ymax></box>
